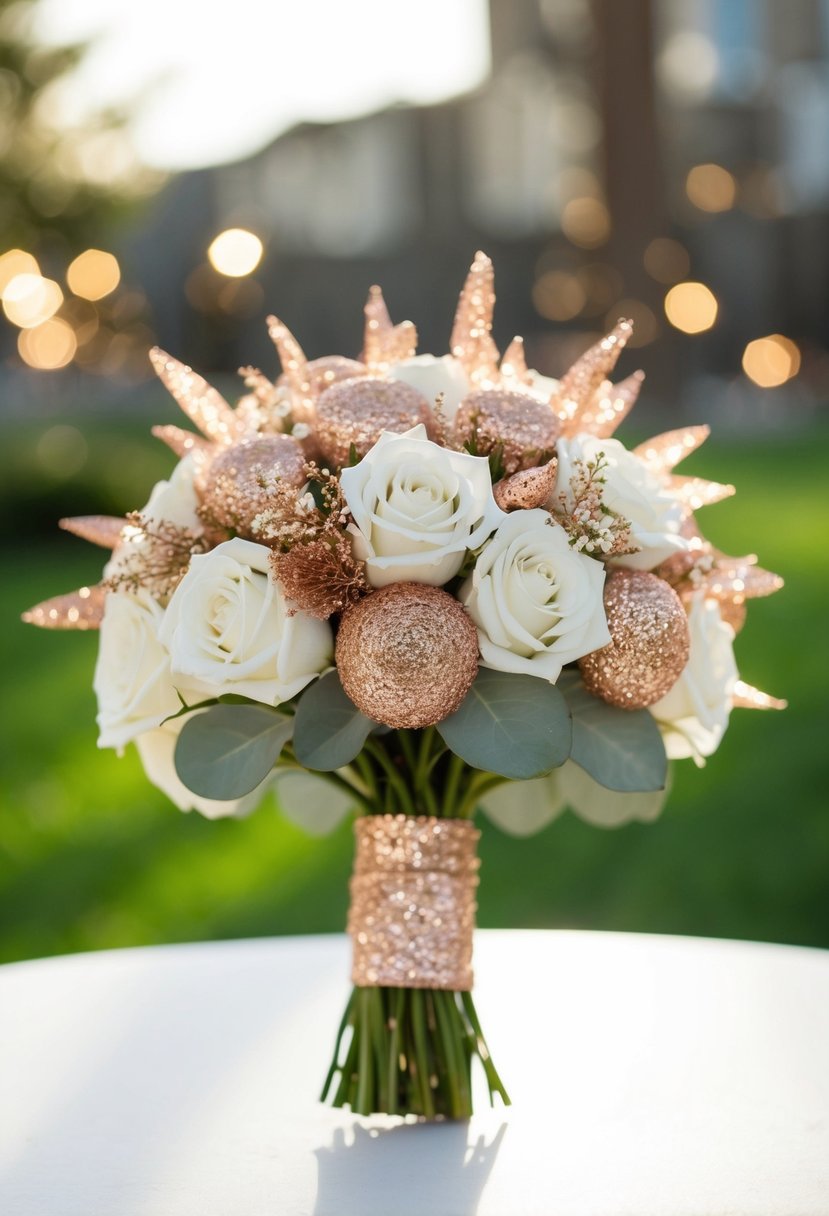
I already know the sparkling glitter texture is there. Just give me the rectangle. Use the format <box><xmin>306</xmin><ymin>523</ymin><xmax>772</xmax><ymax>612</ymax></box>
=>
<box><xmin>349</xmin><ymin>814</ymin><xmax>480</xmax><ymax>990</ymax></box>
<box><xmin>450</xmin><ymin>251</ymin><xmax>500</xmax><ymax>387</ymax></box>
<box><xmin>336</xmin><ymin>583</ymin><xmax>480</xmax><ymax>729</ymax></box>
<box><xmin>732</xmin><ymin>680</ymin><xmax>788</xmax><ymax>711</ymax></box>
<box><xmin>59</xmin><ymin>515</ymin><xmax>127</xmax><ymax>549</ymax></box>
<box><xmin>553</xmin><ymin>320</ymin><xmax>633</xmax><ymax>429</ymax></box>
<box><xmin>314</xmin><ymin>377</ymin><xmax>434</xmax><ymax>468</ymax></box>
<box><xmin>149</xmin><ymin>348</ymin><xmax>245</xmax><ymax>446</ymax></box>
<box><xmin>201</xmin><ymin>435</ymin><xmax>306</xmax><ymax>534</ymax></box>
<box><xmin>453</xmin><ymin>388</ymin><xmax>561</xmax><ymax>474</ymax></box>
<box><xmin>362</xmin><ymin>285</ymin><xmax>418</xmax><ymax>371</ymax></box>
<box><xmin>151</xmin><ymin>424</ymin><xmax>214</xmax><ymax>460</ymax></box>
<box><xmin>499</xmin><ymin>336</ymin><xmax>532</xmax><ymax>387</ymax></box>
<box><xmin>493</xmin><ymin>459</ymin><xmax>558</xmax><ymax>511</ymax></box>
<box><xmin>579</xmin><ymin>570</ymin><xmax>691</xmax><ymax>709</ymax></box>
<box><xmin>22</xmin><ymin>584</ymin><xmax>106</xmax><ymax>630</ymax></box>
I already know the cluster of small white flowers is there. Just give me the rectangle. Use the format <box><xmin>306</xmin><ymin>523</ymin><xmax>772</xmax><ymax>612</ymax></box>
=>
<box><xmin>551</xmin><ymin>454</ymin><xmax>637</xmax><ymax>558</ymax></box>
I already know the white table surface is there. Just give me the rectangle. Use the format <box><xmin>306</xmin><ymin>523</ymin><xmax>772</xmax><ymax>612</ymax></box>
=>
<box><xmin>1</xmin><ymin>930</ymin><xmax>827</xmax><ymax>1216</ymax></box>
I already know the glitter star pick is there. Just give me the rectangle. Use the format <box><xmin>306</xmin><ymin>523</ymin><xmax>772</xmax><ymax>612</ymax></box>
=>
<box><xmin>732</xmin><ymin>680</ymin><xmax>788</xmax><ymax>711</ymax></box>
<box><xmin>362</xmin><ymin>285</ymin><xmax>418</xmax><ymax>371</ymax></box>
<box><xmin>450</xmin><ymin>251</ymin><xmax>500</xmax><ymax>387</ymax></box>
<box><xmin>151</xmin><ymin>425</ymin><xmax>214</xmax><ymax>459</ymax></box>
<box><xmin>668</xmin><ymin>474</ymin><xmax>736</xmax><ymax>510</ymax></box>
<box><xmin>634</xmin><ymin>426</ymin><xmax>711</xmax><ymax>472</ymax></box>
<box><xmin>554</xmin><ymin>320</ymin><xmax>633</xmax><ymax>427</ymax></box>
<box><xmin>149</xmin><ymin>348</ymin><xmax>245</xmax><ymax>447</ymax></box>
<box><xmin>59</xmin><ymin>516</ymin><xmax>128</xmax><ymax>549</ymax></box>
<box><xmin>22</xmin><ymin>584</ymin><xmax>107</xmax><ymax>630</ymax></box>
<box><xmin>499</xmin><ymin>336</ymin><xmax>532</xmax><ymax>387</ymax></box>
<box><xmin>564</xmin><ymin>369</ymin><xmax>645</xmax><ymax>439</ymax></box>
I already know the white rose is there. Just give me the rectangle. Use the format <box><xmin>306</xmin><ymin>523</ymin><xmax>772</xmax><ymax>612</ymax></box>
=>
<box><xmin>388</xmin><ymin>355</ymin><xmax>470</xmax><ymax>421</ymax></box>
<box><xmin>554</xmin><ymin>434</ymin><xmax>688</xmax><ymax>570</ymax></box>
<box><xmin>135</xmin><ymin>717</ymin><xmax>272</xmax><ymax>820</ymax></box>
<box><xmin>459</xmin><ymin>509</ymin><xmax>610</xmax><ymax>682</ymax></box>
<box><xmin>340</xmin><ymin>424</ymin><xmax>505</xmax><ymax>588</ymax></box>
<box><xmin>650</xmin><ymin>594</ymin><xmax>738</xmax><ymax>765</ymax></box>
<box><xmin>159</xmin><ymin>537</ymin><xmax>333</xmax><ymax>704</ymax></box>
<box><xmin>94</xmin><ymin>590</ymin><xmax>183</xmax><ymax>750</ymax></box>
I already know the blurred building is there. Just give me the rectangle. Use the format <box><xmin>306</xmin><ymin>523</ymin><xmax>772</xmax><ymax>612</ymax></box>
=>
<box><xmin>3</xmin><ymin>0</ymin><xmax>829</xmax><ymax>424</ymax></box>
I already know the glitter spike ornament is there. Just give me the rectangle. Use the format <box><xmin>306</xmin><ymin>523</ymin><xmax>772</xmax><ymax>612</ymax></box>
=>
<box><xmin>267</xmin><ymin>314</ymin><xmax>317</xmax><ymax>428</ymax></box>
<box><xmin>362</xmin><ymin>285</ymin><xmax>418</xmax><ymax>371</ymax></box>
<box><xmin>500</xmin><ymin>336</ymin><xmax>532</xmax><ymax>387</ymax></box>
<box><xmin>562</xmin><ymin>369</ymin><xmax>645</xmax><ymax>439</ymax></box>
<box><xmin>634</xmin><ymin>426</ymin><xmax>711</xmax><ymax>472</ymax></box>
<box><xmin>59</xmin><ymin>515</ymin><xmax>128</xmax><ymax>549</ymax></box>
<box><xmin>151</xmin><ymin>424</ymin><xmax>214</xmax><ymax>459</ymax></box>
<box><xmin>732</xmin><ymin>680</ymin><xmax>788</xmax><ymax>711</ymax></box>
<box><xmin>22</xmin><ymin>584</ymin><xmax>107</xmax><ymax>630</ymax></box>
<box><xmin>553</xmin><ymin>320</ymin><xmax>633</xmax><ymax>426</ymax></box>
<box><xmin>668</xmin><ymin>474</ymin><xmax>736</xmax><ymax>511</ymax></box>
<box><xmin>450</xmin><ymin>251</ymin><xmax>500</xmax><ymax>387</ymax></box>
<box><xmin>149</xmin><ymin>348</ymin><xmax>245</xmax><ymax>446</ymax></box>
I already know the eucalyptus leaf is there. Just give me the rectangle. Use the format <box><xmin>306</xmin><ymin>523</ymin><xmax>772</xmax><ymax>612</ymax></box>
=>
<box><xmin>437</xmin><ymin>668</ymin><xmax>571</xmax><ymax>779</ymax></box>
<box><xmin>558</xmin><ymin>670</ymin><xmax>668</xmax><ymax>793</ymax></box>
<box><xmin>174</xmin><ymin>705</ymin><xmax>293</xmax><ymax>800</ymax></box>
<box><xmin>293</xmin><ymin>670</ymin><xmax>377</xmax><ymax>771</ymax></box>
<box><xmin>477</xmin><ymin>774</ymin><xmax>566</xmax><ymax>836</ymax></box>
<box><xmin>559</xmin><ymin>759</ymin><xmax>670</xmax><ymax>828</ymax></box>
<box><xmin>273</xmin><ymin>770</ymin><xmax>357</xmax><ymax>836</ymax></box>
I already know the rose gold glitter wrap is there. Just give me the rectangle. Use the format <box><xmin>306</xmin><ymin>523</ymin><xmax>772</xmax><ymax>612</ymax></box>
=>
<box><xmin>149</xmin><ymin>348</ymin><xmax>245</xmax><ymax>446</ymax></box>
<box><xmin>453</xmin><ymin>388</ymin><xmax>560</xmax><ymax>474</ymax></box>
<box><xmin>314</xmin><ymin>378</ymin><xmax>434</xmax><ymax>468</ymax></box>
<box><xmin>336</xmin><ymin>583</ymin><xmax>480</xmax><ymax>729</ymax></box>
<box><xmin>578</xmin><ymin>570</ymin><xmax>690</xmax><ymax>709</ymax></box>
<box><xmin>348</xmin><ymin>814</ymin><xmax>480</xmax><ymax>991</ymax></box>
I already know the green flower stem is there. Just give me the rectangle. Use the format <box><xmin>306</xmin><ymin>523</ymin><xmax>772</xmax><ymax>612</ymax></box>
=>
<box><xmin>363</xmin><ymin>737</ymin><xmax>416</xmax><ymax>816</ymax></box>
<box><xmin>441</xmin><ymin>752</ymin><xmax>466</xmax><ymax>818</ymax></box>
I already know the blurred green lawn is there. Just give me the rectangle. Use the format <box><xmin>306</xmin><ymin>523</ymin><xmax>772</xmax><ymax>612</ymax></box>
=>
<box><xmin>1</xmin><ymin>418</ymin><xmax>827</xmax><ymax>964</ymax></box>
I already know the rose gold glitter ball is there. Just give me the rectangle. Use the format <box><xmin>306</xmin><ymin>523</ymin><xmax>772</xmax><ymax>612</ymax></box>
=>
<box><xmin>453</xmin><ymin>389</ymin><xmax>561</xmax><ymax>474</ymax></box>
<box><xmin>578</xmin><ymin>570</ymin><xmax>690</xmax><ymax>709</ymax></box>
<box><xmin>336</xmin><ymin>583</ymin><xmax>479</xmax><ymax>729</ymax></box>
<box><xmin>314</xmin><ymin>377</ymin><xmax>434</xmax><ymax>467</ymax></box>
<box><xmin>202</xmin><ymin>435</ymin><xmax>306</xmax><ymax>533</ymax></box>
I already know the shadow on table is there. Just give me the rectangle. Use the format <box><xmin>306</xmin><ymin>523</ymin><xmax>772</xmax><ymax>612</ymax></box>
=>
<box><xmin>313</xmin><ymin>1120</ymin><xmax>508</xmax><ymax>1216</ymax></box>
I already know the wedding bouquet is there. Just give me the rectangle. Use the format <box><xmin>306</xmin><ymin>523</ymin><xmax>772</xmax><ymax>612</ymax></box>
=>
<box><xmin>25</xmin><ymin>252</ymin><xmax>785</xmax><ymax>1119</ymax></box>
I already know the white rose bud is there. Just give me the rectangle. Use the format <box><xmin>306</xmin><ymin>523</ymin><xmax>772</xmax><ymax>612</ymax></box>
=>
<box><xmin>650</xmin><ymin>593</ymin><xmax>738</xmax><ymax>764</ymax></box>
<box><xmin>340</xmin><ymin>424</ymin><xmax>505</xmax><ymax>589</ymax></box>
<box><xmin>94</xmin><ymin>590</ymin><xmax>183</xmax><ymax>750</ymax></box>
<box><xmin>459</xmin><ymin>508</ymin><xmax>610</xmax><ymax>683</ymax></box>
<box><xmin>135</xmin><ymin>717</ymin><xmax>272</xmax><ymax>820</ymax></box>
<box><xmin>555</xmin><ymin>433</ymin><xmax>689</xmax><ymax>571</ymax></box>
<box><xmin>159</xmin><ymin>537</ymin><xmax>333</xmax><ymax>704</ymax></box>
<box><xmin>388</xmin><ymin>354</ymin><xmax>470</xmax><ymax>421</ymax></box>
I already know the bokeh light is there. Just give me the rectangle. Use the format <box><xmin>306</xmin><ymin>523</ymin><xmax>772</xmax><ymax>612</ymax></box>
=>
<box><xmin>207</xmin><ymin>228</ymin><xmax>264</xmax><ymax>277</ymax></box>
<box><xmin>67</xmin><ymin>249</ymin><xmax>121</xmax><ymax>301</ymax></box>
<box><xmin>532</xmin><ymin>270</ymin><xmax>587</xmax><ymax>321</ymax></box>
<box><xmin>664</xmin><ymin>281</ymin><xmax>718</xmax><ymax>333</ymax></box>
<box><xmin>644</xmin><ymin>237</ymin><xmax>691</xmax><ymax>284</ymax></box>
<box><xmin>742</xmin><ymin>335</ymin><xmax>801</xmax><ymax>387</ymax></box>
<box><xmin>0</xmin><ymin>249</ymin><xmax>40</xmax><ymax>294</ymax></box>
<box><xmin>561</xmin><ymin>197</ymin><xmax>610</xmax><ymax>249</ymax></box>
<box><xmin>35</xmin><ymin>424</ymin><xmax>89</xmax><ymax>475</ymax></box>
<box><xmin>18</xmin><ymin>318</ymin><xmax>78</xmax><ymax>369</ymax></box>
<box><xmin>3</xmin><ymin>274</ymin><xmax>64</xmax><ymax>328</ymax></box>
<box><xmin>686</xmin><ymin>163</ymin><xmax>737</xmax><ymax>212</ymax></box>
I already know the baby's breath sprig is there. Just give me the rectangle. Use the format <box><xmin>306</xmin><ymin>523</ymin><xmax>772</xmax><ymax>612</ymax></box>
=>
<box><xmin>550</xmin><ymin>453</ymin><xmax>639</xmax><ymax>558</ymax></box>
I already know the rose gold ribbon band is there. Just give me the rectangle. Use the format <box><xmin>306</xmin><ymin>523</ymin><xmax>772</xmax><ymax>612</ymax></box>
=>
<box><xmin>348</xmin><ymin>814</ymin><xmax>480</xmax><ymax>991</ymax></box>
